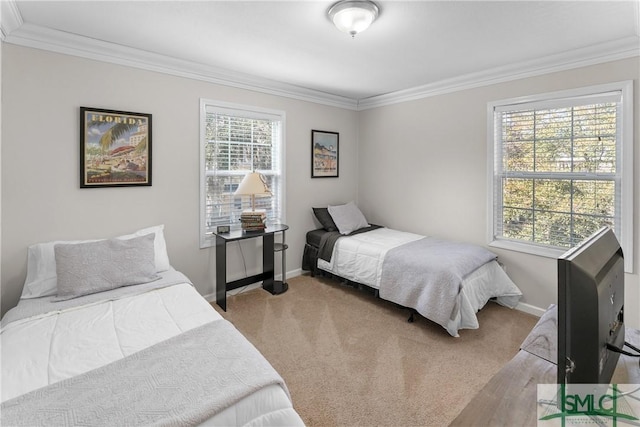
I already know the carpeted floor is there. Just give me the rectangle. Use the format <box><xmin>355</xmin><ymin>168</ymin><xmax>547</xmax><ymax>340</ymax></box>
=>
<box><xmin>212</xmin><ymin>273</ymin><xmax>538</xmax><ymax>427</ymax></box>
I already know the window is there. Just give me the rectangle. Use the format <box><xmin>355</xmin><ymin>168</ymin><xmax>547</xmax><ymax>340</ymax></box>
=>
<box><xmin>200</xmin><ymin>99</ymin><xmax>285</xmax><ymax>247</ymax></box>
<box><xmin>488</xmin><ymin>81</ymin><xmax>633</xmax><ymax>272</ymax></box>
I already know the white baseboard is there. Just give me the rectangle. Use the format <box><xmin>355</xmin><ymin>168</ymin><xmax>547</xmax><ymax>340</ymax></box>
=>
<box><xmin>515</xmin><ymin>301</ymin><xmax>547</xmax><ymax>318</ymax></box>
<box><xmin>285</xmin><ymin>268</ymin><xmax>303</xmax><ymax>279</ymax></box>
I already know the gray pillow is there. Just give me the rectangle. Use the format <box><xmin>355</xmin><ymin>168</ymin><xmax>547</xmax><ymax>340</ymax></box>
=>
<box><xmin>312</xmin><ymin>207</ymin><xmax>338</xmax><ymax>231</ymax></box>
<box><xmin>53</xmin><ymin>233</ymin><xmax>160</xmax><ymax>301</ymax></box>
<box><xmin>327</xmin><ymin>202</ymin><xmax>369</xmax><ymax>235</ymax></box>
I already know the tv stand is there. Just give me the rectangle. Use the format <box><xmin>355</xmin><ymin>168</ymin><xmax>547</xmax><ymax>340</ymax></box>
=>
<box><xmin>450</xmin><ymin>306</ymin><xmax>640</xmax><ymax>426</ymax></box>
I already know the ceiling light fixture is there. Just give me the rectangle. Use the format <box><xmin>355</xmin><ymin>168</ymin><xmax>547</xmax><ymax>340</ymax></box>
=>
<box><xmin>328</xmin><ymin>0</ymin><xmax>379</xmax><ymax>38</ymax></box>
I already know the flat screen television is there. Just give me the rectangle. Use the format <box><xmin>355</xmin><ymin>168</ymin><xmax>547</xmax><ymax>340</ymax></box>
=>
<box><xmin>557</xmin><ymin>227</ymin><xmax>625</xmax><ymax>385</ymax></box>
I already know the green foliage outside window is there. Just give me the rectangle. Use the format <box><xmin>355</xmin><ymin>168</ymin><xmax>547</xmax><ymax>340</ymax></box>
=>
<box><xmin>499</xmin><ymin>103</ymin><xmax>617</xmax><ymax>248</ymax></box>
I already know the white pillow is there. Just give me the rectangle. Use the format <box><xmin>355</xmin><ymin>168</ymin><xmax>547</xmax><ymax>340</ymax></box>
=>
<box><xmin>20</xmin><ymin>225</ymin><xmax>170</xmax><ymax>299</ymax></box>
<box><xmin>327</xmin><ymin>202</ymin><xmax>369</xmax><ymax>235</ymax></box>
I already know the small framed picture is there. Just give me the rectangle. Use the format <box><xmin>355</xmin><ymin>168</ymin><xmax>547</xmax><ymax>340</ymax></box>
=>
<box><xmin>311</xmin><ymin>130</ymin><xmax>339</xmax><ymax>178</ymax></box>
<box><xmin>80</xmin><ymin>107</ymin><xmax>152</xmax><ymax>188</ymax></box>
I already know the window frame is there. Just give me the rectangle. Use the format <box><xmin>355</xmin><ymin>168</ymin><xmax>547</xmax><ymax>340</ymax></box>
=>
<box><xmin>487</xmin><ymin>81</ymin><xmax>634</xmax><ymax>273</ymax></box>
<box><xmin>199</xmin><ymin>99</ymin><xmax>286</xmax><ymax>248</ymax></box>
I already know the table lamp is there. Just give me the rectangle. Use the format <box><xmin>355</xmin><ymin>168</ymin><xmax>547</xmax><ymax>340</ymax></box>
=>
<box><xmin>234</xmin><ymin>172</ymin><xmax>271</xmax><ymax>211</ymax></box>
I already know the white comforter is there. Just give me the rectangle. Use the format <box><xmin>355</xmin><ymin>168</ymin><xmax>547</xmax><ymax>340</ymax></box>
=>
<box><xmin>317</xmin><ymin>228</ymin><xmax>522</xmax><ymax>336</ymax></box>
<box><xmin>1</xmin><ymin>280</ymin><xmax>304</xmax><ymax>426</ymax></box>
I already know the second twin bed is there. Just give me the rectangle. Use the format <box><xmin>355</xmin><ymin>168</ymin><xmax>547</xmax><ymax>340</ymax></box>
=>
<box><xmin>303</xmin><ymin>220</ymin><xmax>523</xmax><ymax>337</ymax></box>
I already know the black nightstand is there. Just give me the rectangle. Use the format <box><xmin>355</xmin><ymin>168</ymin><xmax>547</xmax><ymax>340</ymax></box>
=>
<box><xmin>213</xmin><ymin>223</ymin><xmax>289</xmax><ymax>311</ymax></box>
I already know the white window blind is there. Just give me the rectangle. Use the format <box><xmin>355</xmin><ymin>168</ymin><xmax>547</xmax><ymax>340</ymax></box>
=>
<box><xmin>488</xmin><ymin>82</ymin><xmax>633</xmax><ymax>272</ymax></box>
<box><xmin>200</xmin><ymin>100</ymin><xmax>285</xmax><ymax>247</ymax></box>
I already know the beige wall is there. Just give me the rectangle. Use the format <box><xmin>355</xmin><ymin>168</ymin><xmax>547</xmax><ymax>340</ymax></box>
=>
<box><xmin>2</xmin><ymin>44</ymin><xmax>639</xmax><ymax>329</ymax></box>
<box><xmin>1</xmin><ymin>44</ymin><xmax>359</xmax><ymax>315</ymax></box>
<box><xmin>358</xmin><ymin>57</ymin><xmax>640</xmax><ymax>329</ymax></box>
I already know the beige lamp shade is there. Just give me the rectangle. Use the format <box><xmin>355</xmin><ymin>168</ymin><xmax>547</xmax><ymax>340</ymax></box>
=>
<box><xmin>234</xmin><ymin>172</ymin><xmax>271</xmax><ymax>211</ymax></box>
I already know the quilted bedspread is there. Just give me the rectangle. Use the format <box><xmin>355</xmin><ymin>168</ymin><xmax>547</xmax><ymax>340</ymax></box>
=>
<box><xmin>380</xmin><ymin>236</ymin><xmax>497</xmax><ymax>331</ymax></box>
<box><xmin>1</xmin><ymin>320</ymin><xmax>287</xmax><ymax>426</ymax></box>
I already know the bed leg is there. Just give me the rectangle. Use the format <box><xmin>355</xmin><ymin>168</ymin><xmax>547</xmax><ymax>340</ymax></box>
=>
<box><xmin>408</xmin><ymin>311</ymin><xmax>415</xmax><ymax>323</ymax></box>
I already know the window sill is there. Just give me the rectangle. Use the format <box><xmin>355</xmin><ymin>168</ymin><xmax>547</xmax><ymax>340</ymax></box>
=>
<box><xmin>488</xmin><ymin>239</ymin><xmax>565</xmax><ymax>259</ymax></box>
<box><xmin>200</xmin><ymin>234</ymin><xmax>215</xmax><ymax>249</ymax></box>
<box><xmin>490</xmin><ymin>238</ymin><xmax>634</xmax><ymax>274</ymax></box>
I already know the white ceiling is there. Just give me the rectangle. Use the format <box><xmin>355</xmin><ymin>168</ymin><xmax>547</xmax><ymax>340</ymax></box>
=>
<box><xmin>2</xmin><ymin>1</ymin><xmax>639</xmax><ymax>109</ymax></box>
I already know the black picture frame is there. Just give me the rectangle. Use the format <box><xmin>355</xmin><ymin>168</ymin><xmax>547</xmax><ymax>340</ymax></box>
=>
<box><xmin>311</xmin><ymin>130</ymin><xmax>339</xmax><ymax>178</ymax></box>
<box><xmin>80</xmin><ymin>107</ymin><xmax>152</xmax><ymax>188</ymax></box>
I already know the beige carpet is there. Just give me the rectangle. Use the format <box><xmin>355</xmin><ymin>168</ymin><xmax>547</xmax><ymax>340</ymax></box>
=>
<box><xmin>213</xmin><ymin>274</ymin><xmax>538</xmax><ymax>427</ymax></box>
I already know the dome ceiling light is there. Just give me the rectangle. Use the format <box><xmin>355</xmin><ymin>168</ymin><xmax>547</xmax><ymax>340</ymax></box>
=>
<box><xmin>328</xmin><ymin>0</ymin><xmax>379</xmax><ymax>38</ymax></box>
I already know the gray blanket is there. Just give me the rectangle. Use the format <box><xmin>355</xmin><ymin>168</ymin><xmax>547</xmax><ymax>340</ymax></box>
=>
<box><xmin>379</xmin><ymin>237</ymin><xmax>496</xmax><ymax>331</ymax></box>
<box><xmin>1</xmin><ymin>319</ymin><xmax>288</xmax><ymax>426</ymax></box>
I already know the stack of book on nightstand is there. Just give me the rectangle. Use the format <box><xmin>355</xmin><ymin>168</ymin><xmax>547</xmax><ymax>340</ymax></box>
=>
<box><xmin>240</xmin><ymin>210</ymin><xmax>266</xmax><ymax>231</ymax></box>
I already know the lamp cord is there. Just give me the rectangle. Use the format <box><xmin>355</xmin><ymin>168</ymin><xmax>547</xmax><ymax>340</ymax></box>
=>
<box><xmin>238</xmin><ymin>241</ymin><xmax>248</xmax><ymax>276</ymax></box>
<box><xmin>228</xmin><ymin>241</ymin><xmax>249</xmax><ymax>295</ymax></box>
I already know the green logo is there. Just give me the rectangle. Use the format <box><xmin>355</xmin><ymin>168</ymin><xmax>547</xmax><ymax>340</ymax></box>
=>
<box><xmin>538</xmin><ymin>384</ymin><xmax>640</xmax><ymax>426</ymax></box>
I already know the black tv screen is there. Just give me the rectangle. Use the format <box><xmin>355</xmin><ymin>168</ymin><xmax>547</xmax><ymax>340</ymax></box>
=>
<box><xmin>557</xmin><ymin>227</ymin><xmax>624</xmax><ymax>385</ymax></box>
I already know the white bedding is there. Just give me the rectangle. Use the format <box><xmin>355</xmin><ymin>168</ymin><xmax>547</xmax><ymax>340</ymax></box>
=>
<box><xmin>317</xmin><ymin>228</ymin><xmax>422</xmax><ymax>287</ymax></box>
<box><xmin>1</xmin><ymin>280</ymin><xmax>304</xmax><ymax>426</ymax></box>
<box><xmin>316</xmin><ymin>228</ymin><xmax>522</xmax><ymax>336</ymax></box>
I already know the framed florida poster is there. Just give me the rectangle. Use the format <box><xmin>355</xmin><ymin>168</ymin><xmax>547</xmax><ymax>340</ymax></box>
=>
<box><xmin>80</xmin><ymin>107</ymin><xmax>152</xmax><ymax>188</ymax></box>
<box><xmin>311</xmin><ymin>129</ymin><xmax>339</xmax><ymax>178</ymax></box>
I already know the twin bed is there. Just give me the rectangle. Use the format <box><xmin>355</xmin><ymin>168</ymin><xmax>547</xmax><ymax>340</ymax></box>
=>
<box><xmin>303</xmin><ymin>204</ymin><xmax>523</xmax><ymax>337</ymax></box>
<box><xmin>1</xmin><ymin>225</ymin><xmax>304</xmax><ymax>426</ymax></box>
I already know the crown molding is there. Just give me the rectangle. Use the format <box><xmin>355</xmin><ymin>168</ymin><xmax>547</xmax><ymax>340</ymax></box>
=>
<box><xmin>2</xmin><ymin>0</ymin><xmax>638</xmax><ymax>112</ymax></box>
<box><xmin>1</xmin><ymin>21</ymin><xmax>359</xmax><ymax>110</ymax></box>
<box><xmin>357</xmin><ymin>36</ymin><xmax>640</xmax><ymax>110</ymax></box>
<box><xmin>0</xmin><ymin>0</ymin><xmax>22</xmax><ymax>41</ymax></box>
